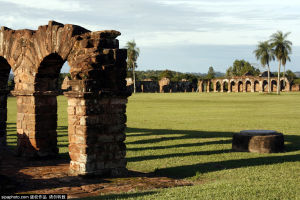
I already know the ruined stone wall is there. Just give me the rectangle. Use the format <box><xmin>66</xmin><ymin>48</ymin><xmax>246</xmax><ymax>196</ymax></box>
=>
<box><xmin>198</xmin><ymin>76</ymin><xmax>291</xmax><ymax>93</ymax></box>
<box><xmin>127</xmin><ymin>81</ymin><xmax>159</xmax><ymax>93</ymax></box>
<box><xmin>157</xmin><ymin>78</ymin><xmax>196</xmax><ymax>93</ymax></box>
<box><xmin>291</xmin><ymin>84</ymin><xmax>300</xmax><ymax>91</ymax></box>
<box><xmin>0</xmin><ymin>21</ymin><xmax>130</xmax><ymax>176</ymax></box>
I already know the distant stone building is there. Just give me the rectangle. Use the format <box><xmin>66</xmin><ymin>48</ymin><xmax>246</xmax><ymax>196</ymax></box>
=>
<box><xmin>126</xmin><ymin>74</ymin><xmax>300</xmax><ymax>93</ymax></box>
<box><xmin>198</xmin><ymin>75</ymin><xmax>294</xmax><ymax>92</ymax></box>
<box><xmin>158</xmin><ymin>78</ymin><xmax>197</xmax><ymax>93</ymax></box>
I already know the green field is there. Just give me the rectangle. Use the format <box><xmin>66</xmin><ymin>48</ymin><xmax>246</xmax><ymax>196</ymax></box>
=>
<box><xmin>6</xmin><ymin>93</ymin><xmax>300</xmax><ymax>199</ymax></box>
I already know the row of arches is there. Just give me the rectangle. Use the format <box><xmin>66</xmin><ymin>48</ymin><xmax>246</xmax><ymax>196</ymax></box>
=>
<box><xmin>199</xmin><ymin>78</ymin><xmax>290</xmax><ymax>93</ymax></box>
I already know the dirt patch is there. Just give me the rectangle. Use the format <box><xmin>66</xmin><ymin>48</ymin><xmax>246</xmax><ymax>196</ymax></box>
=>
<box><xmin>0</xmin><ymin>148</ymin><xmax>192</xmax><ymax>199</ymax></box>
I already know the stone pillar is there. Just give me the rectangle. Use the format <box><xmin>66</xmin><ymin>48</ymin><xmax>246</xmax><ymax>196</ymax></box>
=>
<box><xmin>65</xmin><ymin>91</ymin><xmax>128</xmax><ymax>176</ymax></box>
<box><xmin>12</xmin><ymin>91</ymin><xmax>59</xmax><ymax>157</ymax></box>
<box><xmin>207</xmin><ymin>81</ymin><xmax>211</xmax><ymax>93</ymax></box>
<box><xmin>243</xmin><ymin>82</ymin><xmax>246</xmax><ymax>92</ymax></box>
<box><xmin>251</xmin><ymin>82</ymin><xmax>255</xmax><ymax>92</ymax></box>
<box><xmin>0</xmin><ymin>90</ymin><xmax>9</xmax><ymax>146</ymax></box>
<box><xmin>260</xmin><ymin>81</ymin><xmax>264</xmax><ymax>92</ymax></box>
<box><xmin>220</xmin><ymin>83</ymin><xmax>224</xmax><ymax>92</ymax></box>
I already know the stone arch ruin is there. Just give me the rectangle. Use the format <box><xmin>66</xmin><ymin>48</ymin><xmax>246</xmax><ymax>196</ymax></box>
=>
<box><xmin>198</xmin><ymin>76</ymin><xmax>291</xmax><ymax>93</ymax></box>
<box><xmin>0</xmin><ymin>21</ymin><xmax>130</xmax><ymax>176</ymax></box>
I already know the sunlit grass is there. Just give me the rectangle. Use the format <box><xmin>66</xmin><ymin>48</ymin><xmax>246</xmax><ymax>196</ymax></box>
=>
<box><xmin>6</xmin><ymin>92</ymin><xmax>300</xmax><ymax>199</ymax></box>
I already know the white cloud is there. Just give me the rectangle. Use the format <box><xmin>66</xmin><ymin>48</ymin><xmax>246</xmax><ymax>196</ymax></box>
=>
<box><xmin>0</xmin><ymin>0</ymin><xmax>299</xmax><ymax>72</ymax></box>
<box><xmin>0</xmin><ymin>0</ymin><xmax>91</xmax><ymax>12</ymax></box>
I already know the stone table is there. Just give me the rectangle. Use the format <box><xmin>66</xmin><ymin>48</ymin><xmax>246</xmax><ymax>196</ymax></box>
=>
<box><xmin>232</xmin><ymin>130</ymin><xmax>284</xmax><ymax>153</ymax></box>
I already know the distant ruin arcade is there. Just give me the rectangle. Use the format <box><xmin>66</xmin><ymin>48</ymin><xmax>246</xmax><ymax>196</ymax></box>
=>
<box><xmin>198</xmin><ymin>75</ymin><xmax>294</xmax><ymax>93</ymax></box>
<box><xmin>0</xmin><ymin>21</ymin><xmax>130</xmax><ymax>176</ymax></box>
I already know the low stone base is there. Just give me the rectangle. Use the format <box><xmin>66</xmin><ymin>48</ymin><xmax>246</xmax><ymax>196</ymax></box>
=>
<box><xmin>232</xmin><ymin>130</ymin><xmax>284</xmax><ymax>153</ymax></box>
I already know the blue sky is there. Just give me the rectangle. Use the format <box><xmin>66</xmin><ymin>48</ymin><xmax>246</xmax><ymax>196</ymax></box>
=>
<box><xmin>0</xmin><ymin>0</ymin><xmax>299</xmax><ymax>73</ymax></box>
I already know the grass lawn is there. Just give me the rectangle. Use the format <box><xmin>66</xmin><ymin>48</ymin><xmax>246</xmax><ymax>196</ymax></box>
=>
<box><xmin>6</xmin><ymin>92</ymin><xmax>300</xmax><ymax>199</ymax></box>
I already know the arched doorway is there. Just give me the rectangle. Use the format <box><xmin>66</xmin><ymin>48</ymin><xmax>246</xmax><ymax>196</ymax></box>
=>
<box><xmin>245</xmin><ymin>81</ymin><xmax>251</xmax><ymax>92</ymax></box>
<box><xmin>238</xmin><ymin>81</ymin><xmax>243</xmax><ymax>92</ymax></box>
<box><xmin>209</xmin><ymin>82</ymin><xmax>214</xmax><ymax>92</ymax></box>
<box><xmin>230</xmin><ymin>81</ymin><xmax>236</xmax><ymax>92</ymax></box>
<box><xmin>254</xmin><ymin>80</ymin><xmax>259</xmax><ymax>92</ymax></box>
<box><xmin>280</xmin><ymin>80</ymin><xmax>287</xmax><ymax>91</ymax></box>
<box><xmin>263</xmin><ymin>80</ymin><xmax>268</xmax><ymax>92</ymax></box>
<box><xmin>29</xmin><ymin>53</ymin><xmax>67</xmax><ymax>156</ymax></box>
<box><xmin>223</xmin><ymin>81</ymin><xmax>228</xmax><ymax>92</ymax></box>
<box><xmin>216</xmin><ymin>81</ymin><xmax>221</xmax><ymax>92</ymax></box>
<box><xmin>271</xmin><ymin>80</ymin><xmax>277</xmax><ymax>92</ymax></box>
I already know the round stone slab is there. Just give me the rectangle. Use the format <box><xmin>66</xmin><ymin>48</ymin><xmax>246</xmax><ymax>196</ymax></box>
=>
<box><xmin>232</xmin><ymin>130</ymin><xmax>284</xmax><ymax>153</ymax></box>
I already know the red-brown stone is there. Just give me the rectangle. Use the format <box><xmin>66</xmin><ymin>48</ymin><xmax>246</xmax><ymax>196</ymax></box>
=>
<box><xmin>0</xmin><ymin>21</ymin><xmax>130</xmax><ymax>176</ymax></box>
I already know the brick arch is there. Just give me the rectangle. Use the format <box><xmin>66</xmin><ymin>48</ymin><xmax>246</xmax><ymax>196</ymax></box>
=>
<box><xmin>201</xmin><ymin>76</ymin><xmax>292</xmax><ymax>93</ymax></box>
<box><xmin>254</xmin><ymin>80</ymin><xmax>260</xmax><ymax>92</ymax></box>
<box><xmin>215</xmin><ymin>81</ymin><xmax>221</xmax><ymax>92</ymax></box>
<box><xmin>230</xmin><ymin>80</ymin><xmax>236</xmax><ymax>92</ymax></box>
<box><xmin>238</xmin><ymin>81</ymin><xmax>243</xmax><ymax>92</ymax></box>
<box><xmin>0</xmin><ymin>21</ymin><xmax>130</xmax><ymax>176</ymax></box>
<box><xmin>222</xmin><ymin>80</ymin><xmax>228</xmax><ymax>92</ymax></box>
<box><xmin>245</xmin><ymin>80</ymin><xmax>251</xmax><ymax>92</ymax></box>
<box><xmin>271</xmin><ymin>80</ymin><xmax>277</xmax><ymax>92</ymax></box>
<box><xmin>35</xmin><ymin>53</ymin><xmax>65</xmax><ymax>91</ymax></box>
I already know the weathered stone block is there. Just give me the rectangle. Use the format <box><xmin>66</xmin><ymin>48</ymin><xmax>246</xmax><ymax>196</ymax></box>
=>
<box><xmin>232</xmin><ymin>130</ymin><xmax>285</xmax><ymax>153</ymax></box>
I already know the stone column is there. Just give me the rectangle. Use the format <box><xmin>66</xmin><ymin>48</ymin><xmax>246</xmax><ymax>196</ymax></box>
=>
<box><xmin>12</xmin><ymin>91</ymin><xmax>59</xmax><ymax>157</ymax></box>
<box><xmin>65</xmin><ymin>91</ymin><xmax>128</xmax><ymax>176</ymax></box>
<box><xmin>251</xmin><ymin>82</ymin><xmax>255</xmax><ymax>92</ymax></box>
<box><xmin>0</xmin><ymin>90</ymin><xmax>9</xmax><ymax>146</ymax></box>
<box><xmin>243</xmin><ymin>82</ymin><xmax>246</xmax><ymax>92</ymax></box>
<box><xmin>260</xmin><ymin>81</ymin><xmax>264</xmax><ymax>92</ymax></box>
<box><xmin>220</xmin><ymin>83</ymin><xmax>224</xmax><ymax>92</ymax></box>
<box><xmin>207</xmin><ymin>81</ymin><xmax>211</xmax><ymax>93</ymax></box>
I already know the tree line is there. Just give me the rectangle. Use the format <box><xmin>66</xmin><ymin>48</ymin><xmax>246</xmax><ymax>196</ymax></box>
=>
<box><xmin>126</xmin><ymin>31</ymin><xmax>297</xmax><ymax>94</ymax></box>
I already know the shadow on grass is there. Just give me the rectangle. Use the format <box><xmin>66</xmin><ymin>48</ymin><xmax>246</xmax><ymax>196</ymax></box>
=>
<box><xmin>126</xmin><ymin>127</ymin><xmax>300</xmax><ymax>179</ymax></box>
<box><xmin>155</xmin><ymin>153</ymin><xmax>300</xmax><ymax>179</ymax></box>
<box><xmin>76</xmin><ymin>191</ymin><xmax>157</xmax><ymax>200</ymax></box>
<box><xmin>128</xmin><ymin>149</ymin><xmax>231</xmax><ymax>162</ymax></box>
<box><xmin>126</xmin><ymin>127</ymin><xmax>233</xmax><ymax>146</ymax></box>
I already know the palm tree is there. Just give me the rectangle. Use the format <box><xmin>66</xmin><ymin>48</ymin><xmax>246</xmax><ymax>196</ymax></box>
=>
<box><xmin>269</xmin><ymin>31</ymin><xmax>292</xmax><ymax>94</ymax></box>
<box><xmin>253</xmin><ymin>41</ymin><xmax>274</xmax><ymax>93</ymax></box>
<box><xmin>125</xmin><ymin>40</ymin><xmax>140</xmax><ymax>93</ymax></box>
